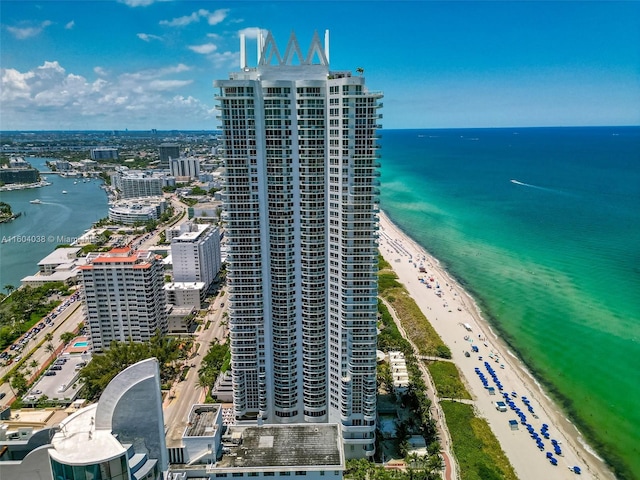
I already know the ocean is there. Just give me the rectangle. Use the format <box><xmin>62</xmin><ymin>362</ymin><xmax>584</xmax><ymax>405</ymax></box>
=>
<box><xmin>0</xmin><ymin>157</ymin><xmax>109</xmax><ymax>288</ymax></box>
<box><xmin>378</xmin><ymin>126</ymin><xmax>640</xmax><ymax>479</ymax></box>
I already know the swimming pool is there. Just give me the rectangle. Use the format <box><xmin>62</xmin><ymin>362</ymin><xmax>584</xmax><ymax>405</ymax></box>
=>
<box><xmin>73</xmin><ymin>341</ymin><xmax>89</xmax><ymax>348</ymax></box>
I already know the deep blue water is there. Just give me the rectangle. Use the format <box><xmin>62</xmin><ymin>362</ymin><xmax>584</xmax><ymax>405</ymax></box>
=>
<box><xmin>378</xmin><ymin>126</ymin><xmax>640</xmax><ymax>478</ymax></box>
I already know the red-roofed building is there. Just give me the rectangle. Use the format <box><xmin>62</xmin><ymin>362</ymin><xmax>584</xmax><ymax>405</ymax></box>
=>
<box><xmin>79</xmin><ymin>248</ymin><xmax>167</xmax><ymax>352</ymax></box>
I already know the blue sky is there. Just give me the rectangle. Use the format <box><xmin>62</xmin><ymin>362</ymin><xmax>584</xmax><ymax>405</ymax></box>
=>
<box><xmin>1</xmin><ymin>1</ymin><xmax>639</xmax><ymax>130</ymax></box>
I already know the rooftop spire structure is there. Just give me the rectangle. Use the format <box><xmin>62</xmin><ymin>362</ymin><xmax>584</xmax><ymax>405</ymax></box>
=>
<box><xmin>215</xmin><ymin>31</ymin><xmax>383</xmax><ymax>459</ymax></box>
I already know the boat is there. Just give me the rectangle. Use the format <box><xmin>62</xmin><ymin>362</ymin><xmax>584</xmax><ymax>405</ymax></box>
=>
<box><xmin>62</xmin><ymin>190</ymin><xmax>68</xmax><ymax>194</ymax></box>
<box><xmin>73</xmin><ymin>181</ymin><xmax>78</xmax><ymax>184</ymax></box>
<box><xmin>29</xmin><ymin>199</ymin><xmax>42</xmax><ymax>204</ymax></box>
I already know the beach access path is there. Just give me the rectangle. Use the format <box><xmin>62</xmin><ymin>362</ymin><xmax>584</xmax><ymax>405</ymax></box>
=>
<box><xmin>378</xmin><ymin>210</ymin><xmax>615</xmax><ymax>480</ymax></box>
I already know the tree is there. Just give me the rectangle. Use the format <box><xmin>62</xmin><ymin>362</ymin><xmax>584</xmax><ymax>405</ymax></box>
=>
<box><xmin>11</xmin><ymin>372</ymin><xmax>28</xmax><ymax>396</ymax></box>
<box><xmin>60</xmin><ymin>332</ymin><xmax>76</xmax><ymax>345</ymax></box>
<box><xmin>46</xmin><ymin>343</ymin><xmax>55</xmax><ymax>354</ymax></box>
<box><xmin>44</xmin><ymin>332</ymin><xmax>54</xmax><ymax>343</ymax></box>
<box><xmin>3</xmin><ymin>285</ymin><xmax>15</xmax><ymax>295</ymax></box>
<box><xmin>356</xmin><ymin>67</ymin><xmax>365</xmax><ymax>76</ymax></box>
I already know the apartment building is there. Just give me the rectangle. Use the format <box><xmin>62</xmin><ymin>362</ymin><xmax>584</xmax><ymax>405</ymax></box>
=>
<box><xmin>214</xmin><ymin>30</ymin><xmax>382</xmax><ymax>458</ymax></box>
<box><xmin>79</xmin><ymin>247</ymin><xmax>167</xmax><ymax>352</ymax></box>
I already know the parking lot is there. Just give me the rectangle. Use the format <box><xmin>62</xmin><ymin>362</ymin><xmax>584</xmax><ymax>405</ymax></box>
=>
<box><xmin>24</xmin><ymin>352</ymin><xmax>91</xmax><ymax>405</ymax></box>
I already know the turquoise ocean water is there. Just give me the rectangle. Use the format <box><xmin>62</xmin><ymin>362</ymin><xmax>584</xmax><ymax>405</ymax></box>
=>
<box><xmin>0</xmin><ymin>157</ymin><xmax>109</xmax><ymax>288</ymax></box>
<box><xmin>379</xmin><ymin>127</ymin><xmax>640</xmax><ymax>479</ymax></box>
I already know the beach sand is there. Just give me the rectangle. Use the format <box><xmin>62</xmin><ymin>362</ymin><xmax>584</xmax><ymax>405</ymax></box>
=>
<box><xmin>378</xmin><ymin>210</ymin><xmax>615</xmax><ymax>480</ymax></box>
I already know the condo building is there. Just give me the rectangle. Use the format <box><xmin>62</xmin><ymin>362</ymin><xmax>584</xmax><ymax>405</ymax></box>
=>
<box><xmin>214</xmin><ymin>30</ymin><xmax>382</xmax><ymax>458</ymax></box>
<box><xmin>169</xmin><ymin>156</ymin><xmax>201</xmax><ymax>179</ymax></box>
<box><xmin>79</xmin><ymin>247</ymin><xmax>168</xmax><ymax>353</ymax></box>
<box><xmin>170</xmin><ymin>222</ymin><xmax>222</xmax><ymax>291</ymax></box>
<box><xmin>111</xmin><ymin>169</ymin><xmax>165</xmax><ymax>199</ymax></box>
<box><xmin>159</xmin><ymin>143</ymin><xmax>180</xmax><ymax>170</ymax></box>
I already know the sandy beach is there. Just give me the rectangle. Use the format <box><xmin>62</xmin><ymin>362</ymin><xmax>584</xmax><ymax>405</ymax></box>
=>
<box><xmin>378</xmin><ymin>210</ymin><xmax>615</xmax><ymax>480</ymax></box>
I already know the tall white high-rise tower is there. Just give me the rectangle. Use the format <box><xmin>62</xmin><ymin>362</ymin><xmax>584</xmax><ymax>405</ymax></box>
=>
<box><xmin>214</xmin><ymin>30</ymin><xmax>382</xmax><ymax>458</ymax></box>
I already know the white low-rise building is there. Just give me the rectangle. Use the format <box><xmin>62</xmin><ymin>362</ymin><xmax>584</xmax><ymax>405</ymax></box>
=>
<box><xmin>389</xmin><ymin>351</ymin><xmax>410</xmax><ymax>393</ymax></box>
<box><xmin>168</xmin><ymin>422</ymin><xmax>344</xmax><ymax>479</ymax></box>
<box><xmin>21</xmin><ymin>247</ymin><xmax>87</xmax><ymax>287</ymax></box>
<box><xmin>164</xmin><ymin>282</ymin><xmax>207</xmax><ymax>309</ymax></box>
<box><xmin>108</xmin><ymin>197</ymin><xmax>167</xmax><ymax>225</ymax></box>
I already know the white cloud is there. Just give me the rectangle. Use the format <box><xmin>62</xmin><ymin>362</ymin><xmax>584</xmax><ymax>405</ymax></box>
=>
<box><xmin>188</xmin><ymin>43</ymin><xmax>217</xmax><ymax>55</ymax></box>
<box><xmin>160</xmin><ymin>11</ymin><xmax>201</xmax><ymax>27</ymax></box>
<box><xmin>0</xmin><ymin>61</ymin><xmax>214</xmax><ymax>130</ymax></box>
<box><xmin>117</xmin><ymin>0</ymin><xmax>170</xmax><ymax>7</ymax></box>
<box><xmin>238</xmin><ymin>27</ymin><xmax>261</xmax><ymax>39</ymax></box>
<box><xmin>206</xmin><ymin>51</ymin><xmax>236</xmax><ymax>69</ymax></box>
<box><xmin>149</xmin><ymin>79</ymin><xmax>193</xmax><ymax>90</ymax></box>
<box><xmin>206</xmin><ymin>9</ymin><xmax>229</xmax><ymax>26</ymax></box>
<box><xmin>137</xmin><ymin>33</ymin><xmax>163</xmax><ymax>42</ymax></box>
<box><xmin>65</xmin><ymin>20</ymin><xmax>75</xmax><ymax>30</ymax></box>
<box><xmin>160</xmin><ymin>8</ymin><xmax>228</xmax><ymax>27</ymax></box>
<box><xmin>6</xmin><ymin>20</ymin><xmax>52</xmax><ymax>39</ymax></box>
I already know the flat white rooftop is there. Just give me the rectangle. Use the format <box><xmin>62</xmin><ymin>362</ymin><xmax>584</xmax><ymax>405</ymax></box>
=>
<box><xmin>38</xmin><ymin>247</ymin><xmax>81</xmax><ymax>266</ymax></box>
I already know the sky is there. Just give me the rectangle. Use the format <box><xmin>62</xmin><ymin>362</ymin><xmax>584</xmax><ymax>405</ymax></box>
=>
<box><xmin>1</xmin><ymin>0</ymin><xmax>639</xmax><ymax>131</ymax></box>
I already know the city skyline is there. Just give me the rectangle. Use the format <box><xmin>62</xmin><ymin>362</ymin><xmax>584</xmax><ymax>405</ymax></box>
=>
<box><xmin>1</xmin><ymin>1</ymin><xmax>639</xmax><ymax>131</ymax></box>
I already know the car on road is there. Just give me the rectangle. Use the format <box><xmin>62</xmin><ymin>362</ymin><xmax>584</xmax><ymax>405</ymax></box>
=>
<box><xmin>44</xmin><ymin>371</ymin><xmax>56</xmax><ymax>376</ymax></box>
<box><xmin>0</xmin><ymin>392</ymin><xmax>6</xmax><ymax>400</ymax></box>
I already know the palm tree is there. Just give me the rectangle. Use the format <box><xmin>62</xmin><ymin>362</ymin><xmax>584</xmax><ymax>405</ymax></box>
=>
<box><xmin>46</xmin><ymin>343</ymin><xmax>55</xmax><ymax>354</ymax></box>
<box><xmin>3</xmin><ymin>284</ymin><xmax>15</xmax><ymax>295</ymax></box>
<box><xmin>44</xmin><ymin>332</ymin><xmax>54</xmax><ymax>343</ymax></box>
<box><xmin>29</xmin><ymin>360</ymin><xmax>38</xmax><ymax>370</ymax></box>
<box><xmin>356</xmin><ymin>67</ymin><xmax>364</xmax><ymax>76</ymax></box>
<box><xmin>60</xmin><ymin>332</ymin><xmax>76</xmax><ymax>345</ymax></box>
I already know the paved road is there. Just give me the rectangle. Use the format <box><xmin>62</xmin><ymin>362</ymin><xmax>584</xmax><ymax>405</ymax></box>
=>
<box><xmin>164</xmin><ymin>294</ymin><xmax>228</xmax><ymax>448</ymax></box>
<box><xmin>0</xmin><ymin>297</ymin><xmax>85</xmax><ymax>406</ymax></box>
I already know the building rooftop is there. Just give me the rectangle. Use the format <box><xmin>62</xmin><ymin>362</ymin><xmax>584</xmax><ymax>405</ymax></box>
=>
<box><xmin>50</xmin><ymin>404</ymin><xmax>126</xmax><ymax>465</ymax></box>
<box><xmin>37</xmin><ymin>247</ymin><xmax>81</xmax><ymax>266</ymax></box>
<box><xmin>184</xmin><ymin>405</ymin><xmax>221</xmax><ymax>437</ymax></box>
<box><xmin>164</xmin><ymin>282</ymin><xmax>206</xmax><ymax>291</ymax></box>
<box><xmin>217</xmin><ymin>424</ymin><xmax>343</xmax><ymax>469</ymax></box>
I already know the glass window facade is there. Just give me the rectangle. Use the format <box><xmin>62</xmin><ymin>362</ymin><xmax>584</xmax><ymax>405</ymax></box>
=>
<box><xmin>51</xmin><ymin>454</ymin><xmax>130</xmax><ymax>480</ymax></box>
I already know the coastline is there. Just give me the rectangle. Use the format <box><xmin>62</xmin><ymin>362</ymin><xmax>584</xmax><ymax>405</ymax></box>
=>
<box><xmin>378</xmin><ymin>209</ymin><xmax>615</xmax><ymax>480</ymax></box>
<box><xmin>0</xmin><ymin>180</ymin><xmax>52</xmax><ymax>192</ymax></box>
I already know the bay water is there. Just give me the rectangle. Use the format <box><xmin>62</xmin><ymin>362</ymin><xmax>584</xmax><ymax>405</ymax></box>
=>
<box><xmin>0</xmin><ymin>157</ymin><xmax>108</xmax><ymax>288</ymax></box>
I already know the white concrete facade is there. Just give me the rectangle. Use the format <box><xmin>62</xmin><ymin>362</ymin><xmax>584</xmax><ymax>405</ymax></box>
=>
<box><xmin>169</xmin><ymin>157</ymin><xmax>201</xmax><ymax>179</ymax></box>
<box><xmin>214</xmin><ymin>31</ymin><xmax>382</xmax><ymax>459</ymax></box>
<box><xmin>170</xmin><ymin>223</ymin><xmax>221</xmax><ymax>291</ymax></box>
<box><xmin>79</xmin><ymin>248</ymin><xmax>168</xmax><ymax>352</ymax></box>
<box><xmin>108</xmin><ymin>197</ymin><xmax>167</xmax><ymax>225</ymax></box>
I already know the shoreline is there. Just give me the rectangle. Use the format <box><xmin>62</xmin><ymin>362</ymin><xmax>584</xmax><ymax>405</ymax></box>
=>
<box><xmin>378</xmin><ymin>209</ymin><xmax>615</xmax><ymax>480</ymax></box>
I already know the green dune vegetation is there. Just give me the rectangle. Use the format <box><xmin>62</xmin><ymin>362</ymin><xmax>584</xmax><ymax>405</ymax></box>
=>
<box><xmin>377</xmin><ymin>255</ymin><xmax>451</xmax><ymax>359</ymax></box>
